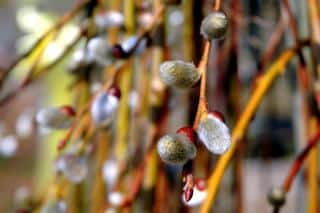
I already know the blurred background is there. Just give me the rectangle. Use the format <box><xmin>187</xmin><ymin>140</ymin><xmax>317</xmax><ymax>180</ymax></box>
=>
<box><xmin>0</xmin><ymin>0</ymin><xmax>317</xmax><ymax>212</ymax></box>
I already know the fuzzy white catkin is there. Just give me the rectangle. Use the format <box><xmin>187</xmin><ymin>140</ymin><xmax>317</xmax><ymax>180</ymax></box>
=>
<box><xmin>15</xmin><ymin>111</ymin><xmax>33</xmax><ymax>138</ymax></box>
<box><xmin>41</xmin><ymin>200</ymin><xmax>67</xmax><ymax>213</ymax></box>
<box><xmin>138</xmin><ymin>12</ymin><xmax>153</xmax><ymax>27</ymax></box>
<box><xmin>169</xmin><ymin>10</ymin><xmax>184</xmax><ymax>27</ymax></box>
<box><xmin>55</xmin><ymin>154</ymin><xmax>88</xmax><ymax>184</ymax></box>
<box><xmin>157</xmin><ymin>133</ymin><xmax>196</xmax><ymax>165</ymax></box>
<box><xmin>104</xmin><ymin>208</ymin><xmax>116</xmax><ymax>213</ymax></box>
<box><xmin>87</xmin><ymin>37</ymin><xmax>114</xmax><ymax>66</ymax></box>
<box><xmin>91</xmin><ymin>92</ymin><xmax>119</xmax><ymax>127</ymax></box>
<box><xmin>121</xmin><ymin>36</ymin><xmax>147</xmax><ymax>55</ymax></box>
<box><xmin>182</xmin><ymin>187</ymin><xmax>207</xmax><ymax>207</ymax></box>
<box><xmin>267</xmin><ymin>187</ymin><xmax>286</xmax><ymax>206</ymax></box>
<box><xmin>68</xmin><ymin>49</ymin><xmax>92</xmax><ymax>73</ymax></box>
<box><xmin>14</xmin><ymin>186</ymin><xmax>31</xmax><ymax>204</ymax></box>
<box><xmin>108</xmin><ymin>192</ymin><xmax>124</xmax><ymax>206</ymax></box>
<box><xmin>159</xmin><ymin>60</ymin><xmax>201</xmax><ymax>89</ymax></box>
<box><xmin>0</xmin><ymin>135</ymin><xmax>18</xmax><ymax>157</ymax></box>
<box><xmin>36</xmin><ymin>107</ymin><xmax>73</xmax><ymax>130</ymax></box>
<box><xmin>102</xmin><ymin>159</ymin><xmax>119</xmax><ymax>187</ymax></box>
<box><xmin>94</xmin><ymin>11</ymin><xmax>124</xmax><ymax>31</ymax></box>
<box><xmin>200</xmin><ymin>11</ymin><xmax>228</xmax><ymax>40</ymax></box>
<box><xmin>197</xmin><ymin>114</ymin><xmax>231</xmax><ymax>154</ymax></box>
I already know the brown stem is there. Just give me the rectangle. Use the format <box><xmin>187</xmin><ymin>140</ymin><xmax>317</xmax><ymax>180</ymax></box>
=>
<box><xmin>259</xmin><ymin>20</ymin><xmax>285</xmax><ymax>70</ymax></box>
<box><xmin>281</xmin><ymin>0</ymin><xmax>307</xmax><ymax>66</ymax></box>
<box><xmin>193</xmin><ymin>42</ymin><xmax>211</xmax><ymax>129</ymax></box>
<box><xmin>282</xmin><ymin>125</ymin><xmax>320</xmax><ymax>192</ymax></box>
<box><xmin>273</xmin><ymin>206</ymin><xmax>280</xmax><ymax>213</ymax></box>
<box><xmin>214</xmin><ymin>0</ymin><xmax>222</xmax><ymax>11</ymax></box>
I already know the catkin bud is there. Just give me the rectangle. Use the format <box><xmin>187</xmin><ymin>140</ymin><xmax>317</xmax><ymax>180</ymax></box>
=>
<box><xmin>157</xmin><ymin>133</ymin><xmax>196</xmax><ymax>165</ymax></box>
<box><xmin>15</xmin><ymin>110</ymin><xmax>33</xmax><ymax>138</ymax></box>
<box><xmin>68</xmin><ymin>49</ymin><xmax>92</xmax><ymax>74</ymax></box>
<box><xmin>138</xmin><ymin>12</ymin><xmax>153</xmax><ymax>27</ymax></box>
<box><xmin>0</xmin><ymin>135</ymin><xmax>18</xmax><ymax>157</ymax></box>
<box><xmin>120</xmin><ymin>36</ymin><xmax>147</xmax><ymax>56</ymax></box>
<box><xmin>182</xmin><ymin>179</ymin><xmax>207</xmax><ymax>207</ymax></box>
<box><xmin>102</xmin><ymin>159</ymin><xmax>119</xmax><ymax>187</ymax></box>
<box><xmin>41</xmin><ymin>199</ymin><xmax>67</xmax><ymax>213</ymax></box>
<box><xmin>91</xmin><ymin>88</ymin><xmax>121</xmax><ymax>127</ymax></box>
<box><xmin>87</xmin><ymin>37</ymin><xmax>114</xmax><ymax>66</ymax></box>
<box><xmin>197</xmin><ymin>111</ymin><xmax>231</xmax><ymax>154</ymax></box>
<box><xmin>159</xmin><ymin>60</ymin><xmax>201</xmax><ymax>89</ymax></box>
<box><xmin>35</xmin><ymin>106</ymin><xmax>75</xmax><ymax>130</ymax></box>
<box><xmin>176</xmin><ymin>126</ymin><xmax>197</xmax><ymax>143</ymax></box>
<box><xmin>94</xmin><ymin>11</ymin><xmax>124</xmax><ymax>32</ymax></box>
<box><xmin>14</xmin><ymin>186</ymin><xmax>31</xmax><ymax>206</ymax></box>
<box><xmin>267</xmin><ymin>187</ymin><xmax>286</xmax><ymax>207</ymax></box>
<box><xmin>201</xmin><ymin>11</ymin><xmax>228</xmax><ymax>40</ymax></box>
<box><xmin>108</xmin><ymin>192</ymin><xmax>124</xmax><ymax>206</ymax></box>
<box><xmin>55</xmin><ymin>153</ymin><xmax>88</xmax><ymax>184</ymax></box>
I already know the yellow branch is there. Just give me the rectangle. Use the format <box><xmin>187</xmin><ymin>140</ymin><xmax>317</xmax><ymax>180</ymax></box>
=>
<box><xmin>200</xmin><ymin>43</ymin><xmax>308</xmax><ymax>213</ymax></box>
<box><xmin>307</xmin><ymin>1</ymin><xmax>320</xmax><ymax>212</ymax></box>
<box><xmin>307</xmin><ymin>118</ymin><xmax>318</xmax><ymax>213</ymax></box>
<box><xmin>115</xmin><ymin>0</ymin><xmax>135</xmax><ymax>160</ymax></box>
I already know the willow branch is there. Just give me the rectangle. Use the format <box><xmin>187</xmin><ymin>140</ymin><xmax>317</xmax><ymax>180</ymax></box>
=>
<box><xmin>259</xmin><ymin>20</ymin><xmax>285</xmax><ymax>70</ymax></box>
<box><xmin>193</xmin><ymin>42</ymin><xmax>211</xmax><ymax>129</ymax></box>
<box><xmin>57</xmin><ymin>5</ymin><xmax>165</xmax><ymax>152</ymax></box>
<box><xmin>0</xmin><ymin>0</ymin><xmax>90</xmax><ymax>86</ymax></box>
<box><xmin>0</xmin><ymin>31</ymin><xmax>84</xmax><ymax>106</ymax></box>
<box><xmin>282</xmin><ymin>125</ymin><xmax>320</xmax><ymax>192</ymax></box>
<box><xmin>200</xmin><ymin>40</ymin><xmax>310</xmax><ymax>213</ymax></box>
<box><xmin>307</xmin><ymin>0</ymin><xmax>320</xmax><ymax>77</ymax></box>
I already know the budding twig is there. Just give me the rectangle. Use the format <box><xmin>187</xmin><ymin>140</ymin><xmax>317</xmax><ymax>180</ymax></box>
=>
<box><xmin>200</xmin><ymin>40</ymin><xmax>310</xmax><ymax>213</ymax></box>
<box><xmin>268</xmin><ymin>124</ymin><xmax>320</xmax><ymax>213</ymax></box>
<box><xmin>193</xmin><ymin>42</ymin><xmax>211</xmax><ymax>129</ymax></box>
<box><xmin>55</xmin><ymin>5</ymin><xmax>166</xmax><ymax>152</ymax></box>
<box><xmin>193</xmin><ymin>0</ymin><xmax>225</xmax><ymax>129</ymax></box>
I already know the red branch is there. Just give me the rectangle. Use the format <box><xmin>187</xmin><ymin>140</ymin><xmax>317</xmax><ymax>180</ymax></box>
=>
<box><xmin>282</xmin><ymin>124</ymin><xmax>320</xmax><ymax>192</ymax></box>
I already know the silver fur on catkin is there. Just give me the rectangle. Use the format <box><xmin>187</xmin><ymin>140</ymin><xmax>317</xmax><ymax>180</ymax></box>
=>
<box><xmin>200</xmin><ymin>11</ymin><xmax>228</xmax><ymax>40</ymax></box>
<box><xmin>159</xmin><ymin>60</ymin><xmax>201</xmax><ymax>89</ymax></box>
<box><xmin>157</xmin><ymin>134</ymin><xmax>196</xmax><ymax>165</ymax></box>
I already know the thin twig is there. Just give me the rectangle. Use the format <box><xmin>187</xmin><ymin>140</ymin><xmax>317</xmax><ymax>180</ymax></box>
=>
<box><xmin>282</xmin><ymin>125</ymin><xmax>320</xmax><ymax>192</ymax></box>
<box><xmin>214</xmin><ymin>0</ymin><xmax>222</xmax><ymax>11</ymax></box>
<box><xmin>193</xmin><ymin>42</ymin><xmax>211</xmax><ymax>129</ymax></box>
<box><xmin>282</xmin><ymin>2</ymin><xmax>317</xmax><ymax>211</ymax></box>
<box><xmin>193</xmin><ymin>0</ymin><xmax>226</xmax><ymax>129</ymax></box>
<box><xmin>259</xmin><ymin>20</ymin><xmax>285</xmax><ymax>70</ymax></box>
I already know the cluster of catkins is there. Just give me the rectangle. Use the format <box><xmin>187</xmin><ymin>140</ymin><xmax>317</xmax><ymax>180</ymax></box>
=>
<box><xmin>156</xmin><ymin>10</ymin><xmax>230</xmax><ymax>206</ymax></box>
<box><xmin>31</xmin><ymin>10</ymin><xmax>147</xmax><ymax>212</ymax></box>
<box><xmin>13</xmin><ymin>8</ymin><xmax>230</xmax><ymax>212</ymax></box>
